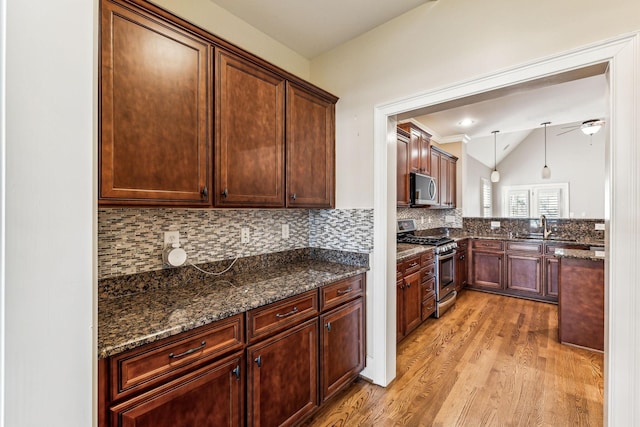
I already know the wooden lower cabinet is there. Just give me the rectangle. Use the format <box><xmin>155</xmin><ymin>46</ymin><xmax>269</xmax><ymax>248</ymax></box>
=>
<box><xmin>320</xmin><ymin>298</ymin><xmax>365</xmax><ymax>402</ymax></box>
<box><xmin>544</xmin><ymin>257</ymin><xmax>560</xmax><ymax>298</ymax></box>
<box><xmin>470</xmin><ymin>251</ymin><xmax>503</xmax><ymax>290</ymax></box>
<box><xmin>247</xmin><ymin>318</ymin><xmax>319</xmax><ymax>427</ymax></box>
<box><xmin>397</xmin><ymin>270</ymin><xmax>422</xmax><ymax>341</ymax></box>
<box><xmin>110</xmin><ymin>352</ymin><xmax>244</xmax><ymax>427</ymax></box>
<box><xmin>505</xmin><ymin>254</ymin><xmax>542</xmax><ymax>295</ymax></box>
<box><xmin>454</xmin><ymin>242</ymin><xmax>468</xmax><ymax>292</ymax></box>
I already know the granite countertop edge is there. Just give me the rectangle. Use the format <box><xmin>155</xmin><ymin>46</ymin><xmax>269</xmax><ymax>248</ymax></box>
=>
<box><xmin>98</xmin><ymin>261</ymin><xmax>368</xmax><ymax>359</ymax></box>
<box><xmin>553</xmin><ymin>248</ymin><xmax>606</xmax><ymax>261</ymax></box>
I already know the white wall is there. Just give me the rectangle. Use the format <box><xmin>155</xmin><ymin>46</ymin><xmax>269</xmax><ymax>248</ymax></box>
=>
<box><xmin>494</xmin><ymin>125</ymin><xmax>606</xmax><ymax>218</ymax></box>
<box><xmin>464</xmin><ymin>155</ymin><xmax>492</xmax><ymax>217</ymax></box>
<box><xmin>3</xmin><ymin>0</ymin><xmax>95</xmax><ymax>426</ymax></box>
<box><xmin>310</xmin><ymin>0</ymin><xmax>640</xmax><ymax>209</ymax></box>
<box><xmin>151</xmin><ymin>0</ymin><xmax>310</xmax><ymax>80</ymax></box>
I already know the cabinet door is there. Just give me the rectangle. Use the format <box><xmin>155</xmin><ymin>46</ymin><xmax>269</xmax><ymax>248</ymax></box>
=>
<box><xmin>471</xmin><ymin>251</ymin><xmax>503</xmax><ymax>289</ymax></box>
<box><xmin>439</xmin><ymin>154</ymin><xmax>449</xmax><ymax>207</ymax></box>
<box><xmin>320</xmin><ymin>298</ymin><xmax>365</xmax><ymax>402</ymax></box>
<box><xmin>216</xmin><ymin>49</ymin><xmax>285</xmax><ymax>207</ymax></box>
<box><xmin>403</xmin><ymin>271</ymin><xmax>422</xmax><ymax>337</ymax></box>
<box><xmin>110</xmin><ymin>353</ymin><xmax>244</xmax><ymax>427</ymax></box>
<box><xmin>100</xmin><ymin>0</ymin><xmax>211</xmax><ymax>205</ymax></box>
<box><xmin>430</xmin><ymin>150</ymin><xmax>441</xmax><ymax>205</ymax></box>
<box><xmin>247</xmin><ymin>318</ymin><xmax>318</xmax><ymax>427</ymax></box>
<box><xmin>286</xmin><ymin>83</ymin><xmax>335</xmax><ymax>208</ymax></box>
<box><xmin>419</xmin><ymin>134</ymin><xmax>431</xmax><ymax>176</ymax></box>
<box><xmin>455</xmin><ymin>250</ymin><xmax>468</xmax><ymax>291</ymax></box>
<box><xmin>544</xmin><ymin>257</ymin><xmax>559</xmax><ymax>298</ymax></box>
<box><xmin>397</xmin><ymin>130</ymin><xmax>410</xmax><ymax>207</ymax></box>
<box><xmin>506</xmin><ymin>254</ymin><xmax>542</xmax><ymax>295</ymax></box>
<box><xmin>408</xmin><ymin>129</ymin><xmax>421</xmax><ymax>173</ymax></box>
<box><xmin>396</xmin><ymin>279</ymin><xmax>405</xmax><ymax>342</ymax></box>
<box><xmin>447</xmin><ymin>157</ymin><xmax>457</xmax><ymax>208</ymax></box>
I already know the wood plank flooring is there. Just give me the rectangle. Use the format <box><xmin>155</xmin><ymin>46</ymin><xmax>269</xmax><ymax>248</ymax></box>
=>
<box><xmin>302</xmin><ymin>290</ymin><xmax>604</xmax><ymax>427</ymax></box>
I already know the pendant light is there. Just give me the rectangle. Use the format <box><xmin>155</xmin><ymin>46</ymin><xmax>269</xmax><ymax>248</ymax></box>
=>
<box><xmin>490</xmin><ymin>130</ymin><xmax>500</xmax><ymax>183</ymax></box>
<box><xmin>541</xmin><ymin>121</ymin><xmax>551</xmax><ymax>179</ymax></box>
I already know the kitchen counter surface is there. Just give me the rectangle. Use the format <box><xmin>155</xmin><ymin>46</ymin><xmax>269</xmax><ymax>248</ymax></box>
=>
<box><xmin>554</xmin><ymin>248</ymin><xmax>606</xmax><ymax>261</ymax></box>
<box><xmin>98</xmin><ymin>260</ymin><xmax>368</xmax><ymax>358</ymax></box>
<box><xmin>396</xmin><ymin>243</ymin><xmax>434</xmax><ymax>262</ymax></box>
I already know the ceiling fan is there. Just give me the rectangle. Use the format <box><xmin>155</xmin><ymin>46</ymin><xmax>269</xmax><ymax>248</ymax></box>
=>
<box><xmin>557</xmin><ymin>119</ymin><xmax>605</xmax><ymax>136</ymax></box>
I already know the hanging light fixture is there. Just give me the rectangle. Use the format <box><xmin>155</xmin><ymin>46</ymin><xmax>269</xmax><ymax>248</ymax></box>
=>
<box><xmin>541</xmin><ymin>121</ymin><xmax>551</xmax><ymax>179</ymax></box>
<box><xmin>490</xmin><ymin>130</ymin><xmax>500</xmax><ymax>183</ymax></box>
<box><xmin>580</xmin><ymin>119</ymin><xmax>603</xmax><ymax>135</ymax></box>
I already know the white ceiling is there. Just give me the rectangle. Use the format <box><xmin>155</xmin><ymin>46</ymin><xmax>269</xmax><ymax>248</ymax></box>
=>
<box><xmin>409</xmin><ymin>73</ymin><xmax>609</xmax><ymax>168</ymax></box>
<box><xmin>208</xmin><ymin>0</ymin><xmax>435</xmax><ymax>59</ymax></box>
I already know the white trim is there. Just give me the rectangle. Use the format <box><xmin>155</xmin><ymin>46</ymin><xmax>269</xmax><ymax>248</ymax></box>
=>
<box><xmin>0</xmin><ymin>0</ymin><xmax>5</xmax><ymax>424</ymax></box>
<box><xmin>372</xmin><ymin>32</ymin><xmax>639</xmax><ymax>425</ymax></box>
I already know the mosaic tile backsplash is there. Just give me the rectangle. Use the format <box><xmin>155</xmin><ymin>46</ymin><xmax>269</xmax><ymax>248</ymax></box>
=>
<box><xmin>461</xmin><ymin>217</ymin><xmax>605</xmax><ymax>242</ymax></box>
<box><xmin>397</xmin><ymin>208</ymin><xmax>463</xmax><ymax>230</ymax></box>
<box><xmin>98</xmin><ymin>208</ymin><xmax>373</xmax><ymax>279</ymax></box>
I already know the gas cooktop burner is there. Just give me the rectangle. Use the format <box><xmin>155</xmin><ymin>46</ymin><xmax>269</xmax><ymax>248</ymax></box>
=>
<box><xmin>396</xmin><ymin>219</ymin><xmax>457</xmax><ymax>254</ymax></box>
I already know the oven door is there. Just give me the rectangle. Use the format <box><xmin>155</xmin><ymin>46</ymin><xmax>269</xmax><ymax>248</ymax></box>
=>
<box><xmin>437</xmin><ymin>250</ymin><xmax>456</xmax><ymax>301</ymax></box>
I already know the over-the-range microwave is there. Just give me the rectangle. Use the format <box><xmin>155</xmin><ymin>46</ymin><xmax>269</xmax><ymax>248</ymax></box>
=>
<box><xmin>410</xmin><ymin>172</ymin><xmax>437</xmax><ymax>206</ymax></box>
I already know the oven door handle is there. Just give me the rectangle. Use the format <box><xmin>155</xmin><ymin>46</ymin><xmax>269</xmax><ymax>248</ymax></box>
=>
<box><xmin>437</xmin><ymin>251</ymin><xmax>456</xmax><ymax>261</ymax></box>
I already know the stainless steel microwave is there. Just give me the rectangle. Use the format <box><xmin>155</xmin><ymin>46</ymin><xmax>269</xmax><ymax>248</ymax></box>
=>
<box><xmin>410</xmin><ymin>172</ymin><xmax>437</xmax><ymax>206</ymax></box>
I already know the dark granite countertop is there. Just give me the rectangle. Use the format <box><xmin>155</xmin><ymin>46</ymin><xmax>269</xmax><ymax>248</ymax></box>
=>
<box><xmin>554</xmin><ymin>248</ymin><xmax>606</xmax><ymax>261</ymax></box>
<box><xmin>396</xmin><ymin>243</ymin><xmax>434</xmax><ymax>262</ymax></box>
<box><xmin>98</xmin><ymin>260</ymin><xmax>368</xmax><ymax>359</ymax></box>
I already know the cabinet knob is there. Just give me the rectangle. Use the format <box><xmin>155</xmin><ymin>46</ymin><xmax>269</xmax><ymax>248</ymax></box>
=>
<box><xmin>232</xmin><ymin>365</ymin><xmax>240</xmax><ymax>380</ymax></box>
<box><xmin>291</xmin><ymin>193</ymin><xmax>297</xmax><ymax>201</ymax></box>
<box><xmin>254</xmin><ymin>355</ymin><xmax>262</xmax><ymax>368</ymax></box>
<box><xmin>326</xmin><ymin>322</ymin><xmax>331</xmax><ymax>332</ymax></box>
<box><xmin>221</xmin><ymin>188</ymin><xmax>228</xmax><ymax>198</ymax></box>
<box><xmin>201</xmin><ymin>186</ymin><xmax>208</xmax><ymax>198</ymax></box>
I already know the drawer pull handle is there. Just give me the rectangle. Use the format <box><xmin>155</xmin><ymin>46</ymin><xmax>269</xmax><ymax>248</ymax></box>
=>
<box><xmin>255</xmin><ymin>355</ymin><xmax>262</xmax><ymax>368</ymax></box>
<box><xmin>409</xmin><ymin>262</ymin><xmax>419</xmax><ymax>268</ymax></box>
<box><xmin>168</xmin><ymin>341</ymin><xmax>206</xmax><ymax>359</ymax></box>
<box><xmin>337</xmin><ymin>287</ymin><xmax>353</xmax><ymax>295</ymax></box>
<box><xmin>275</xmin><ymin>306</ymin><xmax>298</xmax><ymax>318</ymax></box>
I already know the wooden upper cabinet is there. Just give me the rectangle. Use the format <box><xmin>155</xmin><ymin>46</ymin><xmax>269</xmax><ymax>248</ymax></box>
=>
<box><xmin>215</xmin><ymin>49</ymin><xmax>285</xmax><ymax>207</ymax></box>
<box><xmin>398</xmin><ymin>123</ymin><xmax>430</xmax><ymax>175</ymax></box>
<box><xmin>286</xmin><ymin>82</ymin><xmax>336</xmax><ymax>208</ymax></box>
<box><xmin>397</xmin><ymin>127</ymin><xmax>410</xmax><ymax>207</ymax></box>
<box><xmin>99</xmin><ymin>0</ymin><xmax>211</xmax><ymax>205</ymax></box>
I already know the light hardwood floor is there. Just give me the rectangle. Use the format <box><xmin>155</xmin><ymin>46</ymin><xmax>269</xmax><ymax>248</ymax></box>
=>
<box><xmin>302</xmin><ymin>290</ymin><xmax>604</xmax><ymax>427</ymax></box>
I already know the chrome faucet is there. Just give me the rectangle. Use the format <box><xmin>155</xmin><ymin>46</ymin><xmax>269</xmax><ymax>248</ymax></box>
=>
<box><xmin>540</xmin><ymin>215</ymin><xmax>552</xmax><ymax>239</ymax></box>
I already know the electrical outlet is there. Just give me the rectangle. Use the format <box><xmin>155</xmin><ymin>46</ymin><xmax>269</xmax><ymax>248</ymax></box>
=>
<box><xmin>445</xmin><ymin>215</ymin><xmax>455</xmax><ymax>223</ymax></box>
<box><xmin>241</xmin><ymin>228</ymin><xmax>249</xmax><ymax>244</ymax></box>
<box><xmin>164</xmin><ymin>231</ymin><xmax>180</xmax><ymax>246</ymax></box>
<box><xmin>282</xmin><ymin>224</ymin><xmax>290</xmax><ymax>239</ymax></box>
<box><xmin>490</xmin><ymin>221</ymin><xmax>501</xmax><ymax>229</ymax></box>
<box><xmin>420</xmin><ymin>217</ymin><xmax>424</xmax><ymax>225</ymax></box>
<box><xmin>595</xmin><ymin>223</ymin><xmax>605</xmax><ymax>231</ymax></box>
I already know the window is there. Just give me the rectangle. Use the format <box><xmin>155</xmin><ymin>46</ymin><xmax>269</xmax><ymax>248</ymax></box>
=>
<box><xmin>481</xmin><ymin>178</ymin><xmax>492</xmax><ymax>217</ymax></box>
<box><xmin>502</xmin><ymin>183</ymin><xmax>569</xmax><ymax>218</ymax></box>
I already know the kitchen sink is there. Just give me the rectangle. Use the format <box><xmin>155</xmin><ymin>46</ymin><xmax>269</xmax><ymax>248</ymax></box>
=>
<box><xmin>514</xmin><ymin>234</ymin><xmax>577</xmax><ymax>242</ymax></box>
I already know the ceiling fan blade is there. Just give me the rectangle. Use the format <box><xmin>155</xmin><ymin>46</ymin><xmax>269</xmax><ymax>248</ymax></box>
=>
<box><xmin>561</xmin><ymin>125</ymin><xmax>580</xmax><ymax>129</ymax></box>
<box><xmin>557</xmin><ymin>128</ymin><xmax>578</xmax><ymax>136</ymax></box>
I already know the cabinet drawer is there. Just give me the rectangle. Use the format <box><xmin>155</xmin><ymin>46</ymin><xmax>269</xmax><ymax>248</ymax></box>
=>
<box><xmin>247</xmin><ymin>289</ymin><xmax>318</xmax><ymax>343</ymax></box>
<box><xmin>421</xmin><ymin>264</ymin><xmax>435</xmax><ymax>280</ymax></box>
<box><xmin>544</xmin><ymin>243</ymin><xmax>589</xmax><ymax>255</ymax></box>
<box><xmin>421</xmin><ymin>294</ymin><xmax>436</xmax><ymax>320</ymax></box>
<box><xmin>320</xmin><ymin>273</ymin><xmax>365</xmax><ymax>312</ymax></box>
<box><xmin>420</xmin><ymin>250</ymin><xmax>434</xmax><ymax>265</ymax></box>
<box><xmin>507</xmin><ymin>241</ymin><xmax>543</xmax><ymax>254</ymax></box>
<box><xmin>456</xmin><ymin>239</ymin><xmax>469</xmax><ymax>251</ymax></box>
<box><xmin>421</xmin><ymin>277</ymin><xmax>435</xmax><ymax>298</ymax></box>
<box><xmin>110</xmin><ymin>313</ymin><xmax>244</xmax><ymax>401</ymax></box>
<box><xmin>472</xmin><ymin>239</ymin><xmax>504</xmax><ymax>251</ymax></box>
<box><xmin>403</xmin><ymin>256</ymin><xmax>421</xmax><ymax>275</ymax></box>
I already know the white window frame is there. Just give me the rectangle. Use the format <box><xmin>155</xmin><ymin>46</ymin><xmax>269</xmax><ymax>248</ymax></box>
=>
<box><xmin>481</xmin><ymin>177</ymin><xmax>492</xmax><ymax>218</ymax></box>
<box><xmin>501</xmin><ymin>183</ymin><xmax>569</xmax><ymax>218</ymax></box>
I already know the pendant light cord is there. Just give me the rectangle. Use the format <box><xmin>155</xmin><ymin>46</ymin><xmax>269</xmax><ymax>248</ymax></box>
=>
<box><xmin>492</xmin><ymin>130</ymin><xmax>499</xmax><ymax>171</ymax></box>
<box><xmin>542</xmin><ymin>121</ymin><xmax>551</xmax><ymax>166</ymax></box>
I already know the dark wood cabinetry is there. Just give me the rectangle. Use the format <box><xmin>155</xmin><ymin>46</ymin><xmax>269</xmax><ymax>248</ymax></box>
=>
<box><xmin>99</xmin><ymin>0</ymin><xmax>337</xmax><ymax>208</ymax></box>
<box><xmin>110</xmin><ymin>352</ymin><xmax>244</xmax><ymax>427</ymax></box>
<box><xmin>286</xmin><ymin>83</ymin><xmax>335</xmax><ymax>208</ymax></box>
<box><xmin>99</xmin><ymin>274</ymin><xmax>366</xmax><ymax>427</ymax></box>
<box><xmin>470</xmin><ymin>240</ymin><xmax>504</xmax><ymax>290</ymax></box>
<box><xmin>320</xmin><ymin>298</ymin><xmax>365</xmax><ymax>402</ymax></box>
<box><xmin>505</xmin><ymin>241</ymin><xmax>543</xmax><ymax>297</ymax></box>
<box><xmin>397</xmin><ymin>127</ymin><xmax>411</xmax><ymax>207</ymax></box>
<box><xmin>215</xmin><ymin>49</ymin><xmax>285</xmax><ymax>207</ymax></box>
<box><xmin>247</xmin><ymin>318</ymin><xmax>319</xmax><ymax>426</ymax></box>
<box><xmin>454</xmin><ymin>239</ymin><xmax>468</xmax><ymax>292</ymax></box>
<box><xmin>398</xmin><ymin>123</ymin><xmax>431</xmax><ymax>175</ymax></box>
<box><xmin>420</xmin><ymin>251</ymin><xmax>436</xmax><ymax>320</ymax></box>
<box><xmin>543</xmin><ymin>243</ymin><xmax>588</xmax><ymax>300</ymax></box>
<box><xmin>397</xmin><ymin>251</ymin><xmax>435</xmax><ymax>341</ymax></box>
<box><xmin>431</xmin><ymin>146</ymin><xmax>457</xmax><ymax>208</ymax></box>
<box><xmin>99</xmin><ymin>0</ymin><xmax>211</xmax><ymax>205</ymax></box>
<box><xmin>558</xmin><ymin>258</ymin><xmax>604</xmax><ymax>351</ymax></box>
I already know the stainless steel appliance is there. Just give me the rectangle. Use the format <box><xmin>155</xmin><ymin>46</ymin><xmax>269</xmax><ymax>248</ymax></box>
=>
<box><xmin>397</xmin><ymin>219</ymin><xmax>457</xmax><ymax>318</ymax></box>
<box><xmin>410</xmin><ymin>172</ymin><xmax>437</xmax><ymax>206</ymax></box>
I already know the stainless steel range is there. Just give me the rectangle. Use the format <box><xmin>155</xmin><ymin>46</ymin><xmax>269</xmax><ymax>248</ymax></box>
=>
<box><xmin>397</xmin><ymin>219</ymin><xmax>457</xmax><ymax>318</ymax></box>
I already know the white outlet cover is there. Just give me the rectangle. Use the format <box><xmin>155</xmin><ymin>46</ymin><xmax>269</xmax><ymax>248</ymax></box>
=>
<box><xmin>282</xmin><ymin>224</ymin><xmax>290</xmax><ymax>239</ymax></box>
<box><xmin>595</xmin><ymin>223</ymin><xmax>605</xmax><ymax>230</ymax></box>
<box><xmin>445</xmin><ymin>215</ymin><xmax>455</xmax><ymax>223</ymax></box>
<box><xmin>164</xmin><ymin>231</ymin><xmax>180</xmax><ymax>246</ymax></box>
<box><xmin>490</xmin><ymin>221</ymin><xmax>501</xmax><ymax>228</ymax></box>
<box><xmin>241</xmin><ymin>228</ymin><xmax>249</xmax><ymax>243</ymax></box>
